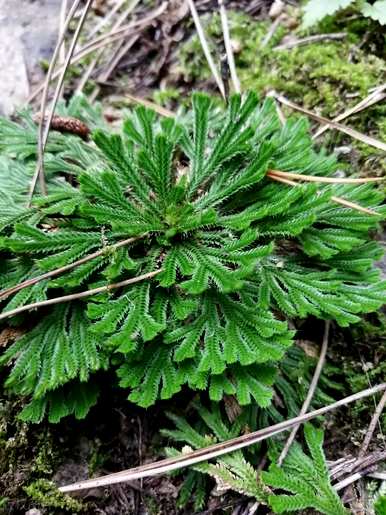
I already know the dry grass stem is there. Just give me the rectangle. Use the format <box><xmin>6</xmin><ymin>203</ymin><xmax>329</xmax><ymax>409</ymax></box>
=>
<box><xmin>0</xmin><ymin>270</ymin><xmax>161</xmax><ymax>322</ymax></box>
<box><xmin>0</xmin><ymin>236</ymin><xmax>144</xmax><ymax>301</ymax></box>
<box><xmin>186</xmin><ymin>0</ymin><xmax>225</xmax><ymax>98</ymax></box>
<box><xmin>268</xmin><ymin>169</ymin><xmax>383</xmax><ymax>184</ymax></box>
<box><xmin>58</xmin><ymin>383</ymin><xmax>386</xmax><ymax>492</ymax></box>
<box><xmin>278</xmin><ymin>321</ymin><xmax>330</xmax><ymax>466</ymax></box>
<box><xmin>274</xmin><ymin>93</ymin><xmax>386</xmax><ymax>152</ymax></box>
<box><xmin>28</xmin><ymin>3</ymin><xmax>168</xmax><ymax>103</ymax></box>
<box><xmin>274</xmin><ymin>32</ymin><xmax>346</xmax><ymax>51</ymax></box>
<box><xmin>28</xmin><ymin>0</ymin><xmax>94</xmax><ymax>206</ymax></box>
<box><xmin>28</xmin><ymin>0</ymin><xmax>84</xmax><ymax>206</ymax></box>
<box><xmin>358</xmin><ymin>390</ymin><xmax>386</xmax><ymax>459</ymax></box>
<box><xmin>269</xmin><ymin>173</ymin><xmax>380</xmax><ymax>215</ymax></box>
<box><xmin>218</xmin><ymin>0</ymin><xmax>241</xmax><ymax>93</ymax></box>
<box><xmin>314</xmin><ymin>84</ymin><xmax>386</xmax><ymax>139</ymax></box>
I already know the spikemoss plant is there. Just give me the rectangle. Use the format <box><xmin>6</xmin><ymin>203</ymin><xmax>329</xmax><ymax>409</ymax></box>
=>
<box><xmin>0</xmin><ymin>92</ymin><xmax>385</xmax><ymax>422</ymax></box>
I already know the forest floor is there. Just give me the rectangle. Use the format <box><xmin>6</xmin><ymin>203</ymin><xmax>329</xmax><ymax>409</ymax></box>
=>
<box><xmin>0</xmin><ymin>1</ymin><xmax>386</xmax><ymax>514</ymax></box>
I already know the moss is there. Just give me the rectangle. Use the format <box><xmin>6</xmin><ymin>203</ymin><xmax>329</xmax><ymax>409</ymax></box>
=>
<box><xmin>24</xmin><ymin>479</ymin><xmax>84</xmax><ymax>512</ymax></box>
<box><xmin>177</xmin><ymin>10</ymin><xmax>385</xmax><ymax>172</ymax></box>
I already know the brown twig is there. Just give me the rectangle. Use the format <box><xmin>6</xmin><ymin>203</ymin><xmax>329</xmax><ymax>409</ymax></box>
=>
<box><xmin>268</xmin><ymin>173</ymin><xmax>380</xmax><ymax>215</ymax></box>
<box><xmin>28</xmin><ymin>0</ymin><xmax>94</xmax><ymax>206</ymax></box>
<box><xmin>358</xmin><ymin>390</ymin><xmax>386</xmax><ymax>459</ymax></box>
<box><xmin>0</xmin><ymin>270</ymin><xmax>161</xmax><ymax>322</ymax></box>
<box><xmin>274</xmin><ymin>32</ymin><xmax>347</xmax><ymax>51</ymax></box>
<box><xmin>28</xmin><ymin>0</ymin><xmax>84</xmax><ymax>205</ymax></box>
<box><xmin>28</xmin><ymin>3</ymin><xmax>168</xmax><ymax>104</ymax></box>
<box><xmin>278</xmin><ymin>321</ymin><xmax>330</xmax><ymax>465</ymax></box>
<box><xmin>268</xmin><ymin>169</ymin><xmax>383</xmax><ymax>184</ymax></box>
<box><xmin>0</xmin><ymin>236</ymin><xmax>144</xmax><ymax>301</ymax></box>
<box><xmin>314</xmin><ymin>83</ymin><xmax>386</xmax><ymax>139</ymax></box>
<box><xmin>274</xmin><ymin>93</ymin><xmax>386</xmax><ymax>152</ymax></box>
<box><xmin>58</xmin><ymin>383</ymin><xmax>386</xmax><ymax>493</ymax></box>
<box><xmin>186</xmin><ymin>0</ymin><xmax>225</xmax><ymax>98</ymax></box>
<box><xmin>218</xmin><ymin>0</ymin><xmax>240</xmax><ymax>94</ymax></box>
<box><xmin>76</xmin><ymin>0</ymin><xmax>140</xmax><ymax>95</ymax></box>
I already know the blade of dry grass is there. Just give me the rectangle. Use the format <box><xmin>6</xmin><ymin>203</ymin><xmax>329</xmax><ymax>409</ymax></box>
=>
<box><xmin>274</xmin><ymin>93</ymin><xmax>386</xmax><ymax>152</ymax></box>
<box><xmin>0</xmin><ymin>269</ymin><xmax>161</xmax><ymax>322</ymax></box>
<box><xmin>278</xmin><ymin>321</ymin><xmax>330</xmax><ymax>466</ymax></box>
<box><xmin>0</xmin><ymin>236</ymin><xmax>144</xmax><ymax>301</ymax></box>
<box><xmin>28</xmin><ymin>0</ymin><xmax>94</xmax><ymax>206</ymax></box>
<box><xmin>267</xmin><ymin>173</ymin><xmax>381</xmax><ymax>215</ymax></box>
<box><xmin>274</xmin><ymin>32</ymin><xmax>346</xmax><ymax>51</ymax></box>
<box><xmin>186</xmin><ymin>0</ymin><xmax>225</xmax><ymax>98</ymax></box>
<box><xmin>125</xmin><ymin>93</ymin><xmax>175</xmax><ymax>117</ymax></box>
<box><xmin>58</xmin><ymin>383</ymin><xmax>386</xmax><ymax>492</ymax></box>
<box><xmin>76</xmin><ymin>0</ymin><xmax>140</xmax><ymax>95</ymax></box>
<box><xmin>28</xmin><ymin>0</ymin><xmax>84</xmax><ymax>205</ymax></box>
<box><xmin>358</xmin><ymin>389</ymin><xmax>386</xmax><ymax>459</ymax></box>
<box><xmin>28</xmin><ymin>3</ymin><xmax>168</xmax><ymax>104</ymax></box>
<box><xmin>268</xmin><ymin>169</ymin><xmax>383</xmax><ymax>184</ymax></box>
<box><xmin>314</xmin><ymin>83</ymin><xmax>386</xmax><ymax>139</ymax></box>
<box><xmin>218</xmin><ymin>0</ymin><xmax>240</xmax><ymax>93</ymax></box>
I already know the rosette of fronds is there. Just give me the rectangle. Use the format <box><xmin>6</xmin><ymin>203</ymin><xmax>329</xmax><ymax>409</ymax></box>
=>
<box><xmin>0</xmin><ymin>92</ymin><xmax>384</xmax><ymax>421</ymax></box>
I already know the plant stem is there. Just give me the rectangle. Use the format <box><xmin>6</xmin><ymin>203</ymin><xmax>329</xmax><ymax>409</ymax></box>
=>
<box><xmin>0</xmin><ymin>270</ymin><xmax>161</xmax><ymax>321</ymax></box>
<box><xmin>0</xmin><ymin>236</ymin><xmax>144</xmax><ymax>301</ymax></box>
<box><xmin>58</xmin><ymin>382</ymin><xmax>386</xmax><ymax>492</ymax></box>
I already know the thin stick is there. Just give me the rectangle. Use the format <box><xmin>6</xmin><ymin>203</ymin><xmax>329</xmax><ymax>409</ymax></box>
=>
<box><xmin>125</xmin><ymin>93</ymin><xmax>175</xmax><ymax>117</ymax></box>
<box><xmin>58</xmin><ymin>383</ymin><xmax>386</xmax><ymax>492</ymax></box>
<box><xmin>274</xmin><ymin>93</ymin><xmax>386</xmax><ymax>153</ymax></box>
<box><xmin>28</xmin><ymin>0</ymin><xmax>94</xmax><ymax>206</ymax></box>
<box><xmin>314</xmin><ymin>84</ymin><xmax>386</xmax><ymax>139</ymax></box>
<box><xmin>358</xmin><ymin>390</ymin><xmax>386</xmax><ymax>459</ymax></box>
<box><xmin>0</xmin><ymin>270</ymin><xmax>161</xmax><ymax>322</ymax></box>
<box><xmin>268</xmin><ymin>174</ymin><xmax>380</xmax><ymax>216</ymax></box>
<box><xmin>268</xmin><ymin>169</ymin><xmax>383</xmax><ymax>184</ymax></box>
<box><xmin>88</xmin><ymin>0</ymin><xmax>126</xmax><ymax>39</ymax></box>
<box><xmin>29</xmin><ymin>0</ymin><xmax>83</xmax><ymax>204</ymax></box>
<box><xmin>28</xmin><ymin>3</ymin><xmax>168</xmax><ymax>104</ymax></box>
<box><xmin>278</xmin><ymin>321</ymin><xmax>330</xmax><ymax>465</ymax></box>
<box><xmin>76</xmin><ymin>0</ymin><xmax>140</xmax><ymax>95</ymax></box>
<box><xmin>274</xmin><ymin>32</ymin><xmax>346</xmax><ymax>51</ymax></box>
<box><xmin>0</xmin><ymin>236</ymin><xmax>144</xmax><ymax>301</ymax></box>
<box><xmin>186</xmin><ymin>0</ymin><xmax>225</xmax><ymax>98</ymax></box>
<box><xmin>218</xmin><ymin>0</ymin><xmax>240</xmax><ymax>93</ymax></box>
<box><xmin>59</xmin><ymin>0</ymin><xmax>68</xmax><ymax>70</ymax></box>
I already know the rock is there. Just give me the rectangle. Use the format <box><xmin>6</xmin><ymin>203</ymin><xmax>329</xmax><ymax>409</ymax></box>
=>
<box><xmin>0</xmin><ymin>0</ymin><xmax>62</xmax><ymax>114</ymax></box>
<box><xmin>25</xmin><ymin>509</ymin><xmax>42</xmax><ymax>515</ymax></box>
<box><xmin>269</xmin><ymin>0</ymin><xmax>285</xmax><ymax>19</ymax></box>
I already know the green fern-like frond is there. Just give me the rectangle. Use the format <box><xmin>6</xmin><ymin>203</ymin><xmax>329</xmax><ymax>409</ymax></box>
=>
<box><xmin>262</xmin><ymin>424</ymin><xmax>348</xmax><ymax>515</ymax></box>
<box><xmin>0</xmin><ymin>92</ymin><xmax>384</xmax><ymax>420</ymax></box>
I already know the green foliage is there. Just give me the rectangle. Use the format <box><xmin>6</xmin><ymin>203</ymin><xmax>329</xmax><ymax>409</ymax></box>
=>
<box><xmin>302</xmin><ymin>0</ymin><xmax>386</xmax><ymax>27</ymax></box>
<box><xmin>262</xmin><ymin>424</ymin><xmax>348</xmax><ymax>514</ymax></box>
<box><xmin>0</xmin><ymin>92</ymin><xmax>384</xmax><ymax>421</ymax></box>
<box><xmin>375</xmin><ymin>495</ymin><xmax>386</xmax><ymax>515</ymax></box>
<box><xmin>162</xmin><ymin>401</ymin><xmax>269</xmax><ymax>509</ymax></box>
<box><xmin>24</xmin><ymin>479</ymin><xmax>84</xmax><ymax>512</ymax></box>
